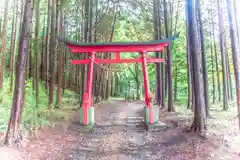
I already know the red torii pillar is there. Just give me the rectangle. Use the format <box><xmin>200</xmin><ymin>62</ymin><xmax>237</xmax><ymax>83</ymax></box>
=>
<box><xmin>141</xmin><ymin>51</ymin><xmax>154</xmax><ymax>124</ymax></box>
<box><xmin>83</xmin><ymin>52</ymin><xmax>95</xmax><ymax>125</ymax></box>
<box><xmin>57</xmin><ymin>36</ymin><xmax>177</xmax><ymax>126</ymax></box>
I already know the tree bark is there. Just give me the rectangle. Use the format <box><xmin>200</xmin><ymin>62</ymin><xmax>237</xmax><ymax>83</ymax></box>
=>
<box><xmin>44</xmin><ymin>0</ymin><xmax>51</xmax><ymax>90</ymax></box>
<box><xmin>186</xmin><ymin>17</ymin><xmax>192</xmax><ymax>109</ymax></box>
<box><xmin>4</xmin><ymin>0</ymin><xmax>34</xmax><ymax>145</ymax></box>
<box><xmin>154</xmin><ymin>0</ymin><xmax>162</xmax><ymax>106</ymax></box>
<box><xmin>80</xmin><ymin>0</ymin><xmax>90</xmax><ymax>106</ymax></box>
<box><xmin>56</xmin><ymin>0</ymin><xmax>64</xmax><ymax>108</ymax></box>
<box><xmin>211</xmin><ymin>13</ymin><xmax>221</xmax><ymax>102</ymax></box>
<box><xmin>163</xmin><ymin>0</ymin><xmax>174</xmax><ymax>112</ymax></box>
<box><xmin>40</xmin><ymin>14</ymin><xmax>46</xmax><ymax>82</ymax></box>
<box><xmin>0</xmin><ymin>0</ymin><xmax>9</xmax><ymax>88</ymax></box>
<box><xmin>217</xmin><ymin>0</ymin><xmax>229</xmax><ymax>110</ymax></box>
<box><xmin>225</xmin><ymin>47</ymin><xmax>233</xmax><ymax>100</ymax></box>
<box><xmin>49</xmin><ymin>0</ymin><xmax>56</xmax><ymax>108</ymax></box>
<box><xmin>9</xmin><ymin>0</ymin><xmax>17</xmax><ymax>93</ymax></box>
<box><xmin>226</xmin><ymin>0</ymin><xmax>240</xmax><ymax>130</ymax></box>
<box><xmin>209</xmin><ymin>19</ymin><xmax>216</xmax><ymax>104</ymax></box>
<box><xmin>187</xmin><ymin>0</ymin><xmax>206</xmax><ymax>134</ymax></box>
<box><xmin>174</xmin><ymin>63</ymin><xmax>178</xmax><ymax>102</ymax></box>
<box><xmin>196</xmin><ymin>0</ymin><xmax>210</xmax><ymax>117</ymax></box>
<box><xmin>34</xmin><ymin>0</ymin><xmax>40</xmax><ymax>108</ymax></box>
<box><xmin>161</xmin><ymin>54</ymin><xmax>165</xmax><ymax>107</ymax></box>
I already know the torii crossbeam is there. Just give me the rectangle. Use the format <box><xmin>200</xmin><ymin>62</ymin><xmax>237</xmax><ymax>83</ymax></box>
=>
<box><xmin>58</xmin><ymin>34</ymin><xmax>178</xmax><ymax>127</ymax></box>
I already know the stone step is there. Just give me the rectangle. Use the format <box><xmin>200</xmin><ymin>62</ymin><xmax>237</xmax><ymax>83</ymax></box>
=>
<box><xmin>126</xmin><ymin>129</ymin><xmax>145</xmax><ymax>132</ymax></box>
<box><xmin>97</xmin><ymin>121</ymin><xmax>112</xmax><ymax>126</ymax></box>
<box><xmin>125</xmin><ymin>119</ymin><xmax>143</xmax><ymax>123</ymax></box>
<box><xmin>140</xmin><ymin>157</ymin><xmax>152</xmax><ymax>160</ymax></box>
<box><xmin>82</xmin><ymin>142</ymin><xmax>98</xmax><ymax>148</ymax></box>
<box><xmin>126</xmin><ymin>127</ymin><xmax>145</xmax><ymax>131</ymax></box>
<box><xmin>105</xmin><ymin>115</ymin><xmax>143</xmax><ymax>120</ymax></box>
<box><xmin>108</xmin><ymin>113</ymin><xmax>127</xmax><ymax>118</ymax></box>
<box><xmin>113</xmin><ymin>154</ymin><xmax>131</xmax><ymax>160</ymax></box>
<box><xmin>106</xmin><ymin>116</ymin><xmax>130</xmax><ymax>119</ymax></box>
<box><xmin>125</xmin><ymin>123</ymin><xmax>143</xmax><ymax>127</ymax></box>
<box><xmin>78</xmin><ymin>146</ymin><xmax>95</xmax><ymax>152</ymax></box>
<box><xmin>146</xmin><ymin>121</ymin><xmax>168</xmax><ymax>132</ymax></box>
<box><xmin>139</xmin><ymin>151</ymin><xmax>154</xmax><ymax>160</ymax></box>
<box><xmin>126</xmin><ymin>116</ymin><xmax>144</xmax><ymax>119</ymax></box>
<box><xmin>128</xmin><ymin>153</ymin><xmax>141</xmax><ymax>159</ymax></box>
<box><xmin>64</xmin><ymin>152</ymin><xmax>87</xmax><ymax>160</ymax></box>
<box><xmin>84</xmin><ymin>134</ymin><xmax>102</xmax><ymax>139</ymax></box>
<box><xmin>90</xmin><ymin>138</ymin><xmax>100</xmax><ymax>142</ymax></box>
<box><xmin>126</xmin><ymin>113</ymin><xmax>141</xmax><ymax>116</ymax></box>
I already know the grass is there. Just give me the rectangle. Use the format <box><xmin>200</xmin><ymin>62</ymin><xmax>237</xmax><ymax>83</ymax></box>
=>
<box><xmin>0</xmin><ymin>78</ymin><xmax>78</xmax><ymax>133</ymax></box>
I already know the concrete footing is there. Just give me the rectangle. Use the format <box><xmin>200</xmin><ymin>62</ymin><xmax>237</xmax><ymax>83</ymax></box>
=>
<box><xmin>144</xmin><ymin>106</ymin><xmax>159</xmax><ymax>124</ymax></box>
<box><xmin>78</xmin><ymin>105</ymin><xmax>168</xmax><ymax>132</ymax></box>
<box><xmin>145</xmin><ymin>121</ymin><xmax>168</xmax><ymax>132</ymax></box>
<box><xmin>79</xmin><ymin>107</ymin><xmax>95</xmax><ymax>126</ymax></box>
<box><xmin>144</xmin><ymin>106</ymin><xmax>168</xmax><ymax>132</ymax></box>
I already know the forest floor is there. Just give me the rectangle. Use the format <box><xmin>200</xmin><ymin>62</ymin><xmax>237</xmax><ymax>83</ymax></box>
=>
<box><xmin>0</xmin><ymin>99</ymin><xmax>240</xmax><ymax>160</ymax></box>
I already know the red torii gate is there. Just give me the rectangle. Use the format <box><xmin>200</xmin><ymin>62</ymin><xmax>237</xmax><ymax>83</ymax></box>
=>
<box><xmin>58</xmin><ymin>35</ymin><xmax>177</xmax><ymax>127</ymax></box>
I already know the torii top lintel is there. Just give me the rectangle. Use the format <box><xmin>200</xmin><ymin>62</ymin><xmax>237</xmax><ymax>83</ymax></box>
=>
<box><xmin>57</xmin><ymin>33</ymin><xmax>179</xmax><ymax>53</ymax></box>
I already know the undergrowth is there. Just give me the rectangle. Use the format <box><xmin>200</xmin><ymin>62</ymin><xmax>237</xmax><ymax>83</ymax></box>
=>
<box><xmin>0</xmin><ymin>78</ymin><xmax>78</xmax><ymax>133</ymax></box>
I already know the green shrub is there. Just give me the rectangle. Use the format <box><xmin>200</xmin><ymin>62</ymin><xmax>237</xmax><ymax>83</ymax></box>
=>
<box><xmin>0</xmin><ymin>78</ymin><xmax>77</xmax><ymax>133</ymax></box>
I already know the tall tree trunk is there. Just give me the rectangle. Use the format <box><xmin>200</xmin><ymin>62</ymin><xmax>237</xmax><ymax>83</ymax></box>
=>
<box><xmin>225</xmin><ymin>47</ymin><xmax>233</xmax><ymax>100</ymax></box>
<box><xmin>9</xmin><ymin>0</ymin><xmax>17</xmax><ymax>93</ymax></box>
<box><xmin>172</xmin><ymin>0</ymin><xmax>181</xmax><ymax>103</ymax></box>
<box><xmin>56</xmin><ymin>0</ymin><xmax>64</xmax><ymax>108</ymax></box>
<box><xmin>196</xmin><ymin>0</ymin><xmax>210</xmax><ymax>117</ymax></box>
<box><xmin>135</xmin><ymin>64</ymin><xmax>140</xmax><ymax>100</ymax></box>
<box><xmin>0</xmin><ymin>0</ymin><xmax>9</xmax><ymax>88</ymax></box>
<box><xmin>174</xmin><ymin>63</ymin><xmax>178</xmax><ymax>102</ymax></box>
<box><xmin>187</xmin><ymin>0</ymin><xmax>206</xmax><ymax>134</ymax></box>
<box><xmin>29</xmin><ymin>40</ymin><xmax>33</xmax><ymax>80</ymax></box>
<box><xmin>186</xmin><ymin>17</ymin><xmax>193</xmax><ymax>109</ymax></box>
<box><xmin>217</xmin><ymin>0</ymin><xmax>229</xmax><ymax>110</ymax></box>
<box><xmin>44</xmin><ymin>0</ymin><xmax>51</xmax><ymax>90</ymax></box>
<box><xmin>106</xmin><ymin>2</ymin><xmax>119</xmax><ymax>100</ymax></box>
<box><xmin>62</xmin><ymin>26</ymin><xmax>68</xmax><ymax>95</ymax></box>
<box><xmin>40</xmin><ymin>14</ymin><xmax>46</xmax><ymax>81</ymax></box>
<box><xmin>110</xmin><ymin>72</ymin><xmax>114</xmax><ymax>97</ymax></box>
<box><xmin>161</xmin><ymin>52</ymin><xmax>165</xmax><ymax>107</ymax></box>
<box><xmin>209</xmin><ymin>22</ymin><xmax>216</xmax><ymax>104</ymax></box>
<box><xmin>163</xmin><ymin>0</ymin><xmax>174</xmax><ymax>112</ymax></box>
<box><xmin>232</xmin><ymin>0</ymin><xmax>239</xmax><ymax>45</ymax></box>
<box><xmin>154</xmin><ymin>0</ymin><xmax>162</xmax><ymax>106</ymax></box>
<box><xmin>34</xmin><ymin>0</ymin><xmax>40</xmax><ymax>108</ymax></box>
<box><xmin>226</xmin><ymin>0</ymin><xmax>240</xmax><ymax>130</ymax></box>
<box><xmin>0</xmin><ymin>14</ymin><xmax>2</xmax><ymax>36</ymax></box>
<box><xmin>49</xmin><ymin>0</ymin><xmax>56</xmax><ymax>107</ymax></box>
<box><xmin>4</xmin><ymin>0</ymin><xmax>34</xmax><ymax>145</ymax></box>
<box><xmin>211</xmin><ymin>13</ymin><xmax>221</xmax><ymax>102</ymax></box>
<box><xmin>80</xmin><ymin>0</ymin><xmax>90</xmax><ymax>106</ymax></box>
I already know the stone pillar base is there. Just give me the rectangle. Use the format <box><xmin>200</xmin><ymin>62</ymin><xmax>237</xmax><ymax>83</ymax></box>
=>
<box><xmin>145</xmin><ymin>121</ymin><xmax>168</xmax><ymax>132</ymax></box>
<box><xmin>144</xmin><ymin>106</ymin><xmax>168</xmax><ymax>131</ymax></box>
<box><xmin>144</xmin><ymin>106</ymin><xmax>159</xmax><ymax>124</ymax></box>
<box><xmin>80</xmin><ymin>107</ymin><xmax>95</xmax><ymax>126</ymax></box>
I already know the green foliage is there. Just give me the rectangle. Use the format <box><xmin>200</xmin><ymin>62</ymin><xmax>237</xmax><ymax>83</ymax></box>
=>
<box><xmin>0</xmin><ymin>78</ymin><xmax>50</xmax><ymax>132</ymax></box>
<box><xmin>22</xmin><ymin>80</ymin><xmax>50</xmax><ymax>130</ymax></box>
<box><xmin>113</xmin><ymin>2</ymin><xmax>190</xmax><ymax>104</ymax></box>
<box><xmin>0</xmin><ymin>78</ymin><xmax>13</xmax><ymax>131</ymax></box>
<box><xmin>0</xmin><ymin>77</ymin><xmax>78</xmax><ymax>132</ymax></box>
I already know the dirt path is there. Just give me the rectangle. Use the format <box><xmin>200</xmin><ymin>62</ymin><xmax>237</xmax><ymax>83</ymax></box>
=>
<box><xmin>2</xmin><ymin>100</ymin><xmax>240</xmax><ymax>160</ymax></box>
<box><xmin>25</xmin><ymin>100</ymin><xmax>152</xmax><ymax>160</ymax></box>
